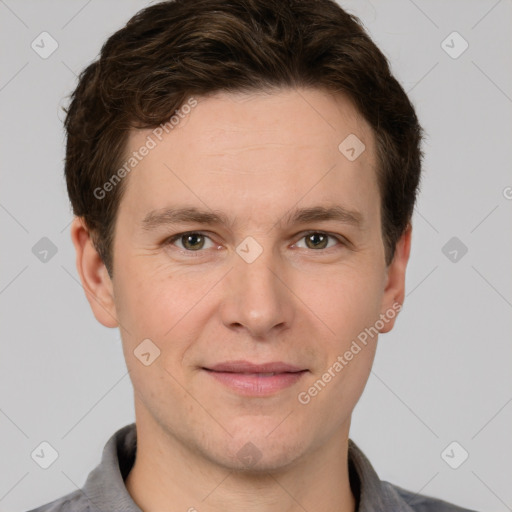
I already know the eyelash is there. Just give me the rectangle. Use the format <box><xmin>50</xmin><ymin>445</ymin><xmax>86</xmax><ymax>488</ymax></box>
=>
<box><xmin>163</xmin><ymin>230</ymin><xmax>347</xmax><ymax>257</ymax></box>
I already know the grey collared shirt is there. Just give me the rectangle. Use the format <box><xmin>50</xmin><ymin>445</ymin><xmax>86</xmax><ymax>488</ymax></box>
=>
<box><xmin>27</xmin><ymin>423</ymin><xmax>478</xmax><ymax>512</ymax></box>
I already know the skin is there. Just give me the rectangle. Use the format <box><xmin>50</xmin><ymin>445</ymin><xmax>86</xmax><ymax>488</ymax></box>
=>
<box><xmin>71</xmin><ymin>87</ymin><xmax>411</xmax><ymax>512</ymax></box>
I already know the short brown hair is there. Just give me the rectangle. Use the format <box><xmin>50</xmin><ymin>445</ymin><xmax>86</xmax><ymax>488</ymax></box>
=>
<box><xmin>64</xmin><ymin>0</ymin><xmax>424</xmax><ymax>277</ymax></box>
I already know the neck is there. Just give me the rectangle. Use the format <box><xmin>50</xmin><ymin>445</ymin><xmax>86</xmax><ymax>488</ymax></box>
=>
<box><xmin>125</xmin><ymin>415</ymin><xmax>357</xmax><ymax>512</ymax></box>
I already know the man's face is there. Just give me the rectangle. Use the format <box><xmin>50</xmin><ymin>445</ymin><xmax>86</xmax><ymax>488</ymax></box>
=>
<box><xmin>80</xmin><ymin>88</ymin><xmax>408</xmax><ymax>471</ymax></box>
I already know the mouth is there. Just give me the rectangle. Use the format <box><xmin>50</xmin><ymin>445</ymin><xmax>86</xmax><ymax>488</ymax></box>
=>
<box><xmin>202</xmin><ymin>360</ymin><xmax>308</xmax><ymax>396</ymax></box>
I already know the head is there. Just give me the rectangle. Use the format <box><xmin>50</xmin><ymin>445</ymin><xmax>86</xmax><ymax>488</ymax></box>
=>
<box><xmin>68</xmin><ymin>0</ymin><xmax>423</xmax><ymax>472</ymax></box>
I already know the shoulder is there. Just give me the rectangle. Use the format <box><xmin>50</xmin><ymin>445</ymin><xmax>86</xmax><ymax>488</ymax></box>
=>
<box><xmin>383</xmin><ymin>481</ymin><xmax>480</xmax><ymax>512</ymax></box>
<box><xmin>24</xmin><ymin>489</ymin><xmax>92</xmax><ymax>512</ymax></box>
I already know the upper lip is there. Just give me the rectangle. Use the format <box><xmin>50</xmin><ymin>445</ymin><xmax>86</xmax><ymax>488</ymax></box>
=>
<box><xmin>205</xmin><ymin>360</ymin><xmax>306</xmax><ymax>373</ymax></box>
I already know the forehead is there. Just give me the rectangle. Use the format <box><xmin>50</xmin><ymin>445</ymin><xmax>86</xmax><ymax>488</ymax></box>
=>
<box><xmin>154</xmin><ymin>87</ymin><xmax>370</xmax><ymax>152</ymax></box>
<box><xmin>118</xmin><ymin>87</ymin><xmax>379</xmax><ymax>228</ymax></box>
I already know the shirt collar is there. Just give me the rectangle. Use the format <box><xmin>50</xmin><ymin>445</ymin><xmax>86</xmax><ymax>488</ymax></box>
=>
<box><xmin>82</xmin><ymin>422</ymin><xmax>415</xmax><ymax>512</ymax></box>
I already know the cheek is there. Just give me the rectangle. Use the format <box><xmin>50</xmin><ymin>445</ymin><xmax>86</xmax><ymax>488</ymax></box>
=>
<box><xmin>114</xmin><ymin>262</ymin><xmax>212</xmax><ymax>363</ymax></box>
<box><xmin>296</xmin><ymin>271</ymin><xmax>380</xmax><ymax>423</ymax></box>
<box><xmin>303</xmin><ymin>262</ymin><xmax>384</xmax><ymax>345</ymax></box>
<box><xmin>114</xmin><ymin>272</ymin><xmax>193</xmax><ymax>406</ymax></box>
<box><xmin>113</xmin><ymin>260</ymin><xmax>168</xmax><ymax>349</ymax></box>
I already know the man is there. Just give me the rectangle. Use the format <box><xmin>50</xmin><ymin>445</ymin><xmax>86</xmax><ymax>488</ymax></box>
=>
<box><xmin>28</xmin><ymin>0</ymin><xmax>479</xmax><ymax>510</ymax></box>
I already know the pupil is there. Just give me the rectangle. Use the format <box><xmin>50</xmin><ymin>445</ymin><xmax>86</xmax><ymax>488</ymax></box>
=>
<box><xmin>184</xmin><ymin>234</ymin><xmax>203</xmax><ymax>250</ymax></box>
<box><xmin>181</xmin><ymin>233</ymin><xmax>328</xmax><ymax>251</ymax></box>
<box><xmin>308</xmin><ymin>233</ymin><xmax>327</xmax><ymax>249</ymax></box>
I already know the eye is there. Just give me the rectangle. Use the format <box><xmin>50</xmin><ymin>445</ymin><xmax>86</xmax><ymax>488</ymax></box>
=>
<box><xmin>294</xmin><ymin>231</ymin><xmax>344</xmax><ymax>251</ymax></box>
<box><xmin>164</xmin><ymin>230</ymin><xmax>345</xmax><ymax>256</ymax></box>
<box><xmin>166</xmin><ymin>232</ymin><xmax>216</xmax><ymax>252</ymax></box>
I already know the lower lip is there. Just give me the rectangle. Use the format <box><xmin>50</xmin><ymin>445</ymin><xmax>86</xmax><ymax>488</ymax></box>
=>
<box><xmin>204</xmin><ymin>369</ymin><xmax>307</xmax><ymax>396</ymax></box>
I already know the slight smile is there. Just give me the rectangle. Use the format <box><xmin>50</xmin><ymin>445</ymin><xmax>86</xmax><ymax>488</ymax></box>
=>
<box><xmin>202</xmin><ymin>361</ymin><xmax>309</xmax><ymax>396</ymax></box>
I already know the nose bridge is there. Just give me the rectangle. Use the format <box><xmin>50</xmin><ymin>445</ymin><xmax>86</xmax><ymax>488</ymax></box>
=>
<box><xmin>221</xmin><ymin>236</ymin><xmax>292</xmax><ymax>336</ymax></box>
<box><xmin>238</xmin><ymin>240</ymin><xmax>279</xmax><ymax>293</ymax></box>
<box><xmin>236</xmin><ymin>236</ymin><xmax>282</xmax><ymax>304</ymax></box>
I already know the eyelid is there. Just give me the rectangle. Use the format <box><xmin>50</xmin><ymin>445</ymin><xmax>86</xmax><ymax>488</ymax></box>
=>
<box><xmin>165</xmin><ymin>231</ymin><xmax>218</xmax><ymax>255</ymax></box>
<box><xmin>164</xmin><ymin>230</ymin><xmax>348</xmax><ymax>255</ymax></box>
<box><xmin>295</xmin><ymin>230</ymin><xmax>347</xmax><ymax>249</ymax></box>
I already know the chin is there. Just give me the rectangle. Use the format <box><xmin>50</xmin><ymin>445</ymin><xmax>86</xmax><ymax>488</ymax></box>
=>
<box><xmin>207</xmin><ymin>423</ymin><xmax>309</xmax><ymax>474</ymax></box>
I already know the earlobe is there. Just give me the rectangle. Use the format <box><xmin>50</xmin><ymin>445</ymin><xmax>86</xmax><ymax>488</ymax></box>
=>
<box><xmin>70</xmin><ymin>217</ymin><xmax>119</xmax><ymax>328</ymax></box>
<box><xmin>379</xmin><ymin>223</ymin><xmax>412</xmax><ymax>334</ymax></box>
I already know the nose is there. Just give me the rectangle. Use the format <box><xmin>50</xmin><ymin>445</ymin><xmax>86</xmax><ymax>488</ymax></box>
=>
<box><xmin>218</xmin><ymin>243</ymin><xmax>295</xmax><ymax>339</ymax></box>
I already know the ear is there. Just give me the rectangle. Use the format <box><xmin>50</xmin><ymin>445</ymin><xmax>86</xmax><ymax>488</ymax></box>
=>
<box><xmin>70</xmin><ymin>217</ymin><xmax>119</xmax><ymax>328</ymax></box>
<box><xmin>378</xmin><ymin>223</ymin><xmax>412</xmax><ymax>334</ymax></box>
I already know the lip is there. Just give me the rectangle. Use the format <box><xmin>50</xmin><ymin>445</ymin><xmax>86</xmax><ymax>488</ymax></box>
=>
<box><xmin>202</xmin><ymin>360</ymin><xmax>308</xmax><ymax>396</ymax></box>
<box><xmin>207</xmin><ymin>360</ymin><xmax>305</xmax><ymax>373</ymax></box>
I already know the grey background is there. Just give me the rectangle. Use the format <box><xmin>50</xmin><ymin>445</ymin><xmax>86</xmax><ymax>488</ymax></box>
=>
<box><xmin>1</xmin><ymin>0</ymin><xmax>511</xmax><ymax>511</ymax></box>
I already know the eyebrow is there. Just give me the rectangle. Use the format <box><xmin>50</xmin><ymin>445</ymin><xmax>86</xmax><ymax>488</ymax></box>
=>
<box><xmin>140</xmin><ymin>205</ymin><xmax>364</xmax><ymax>232</ymax></box>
